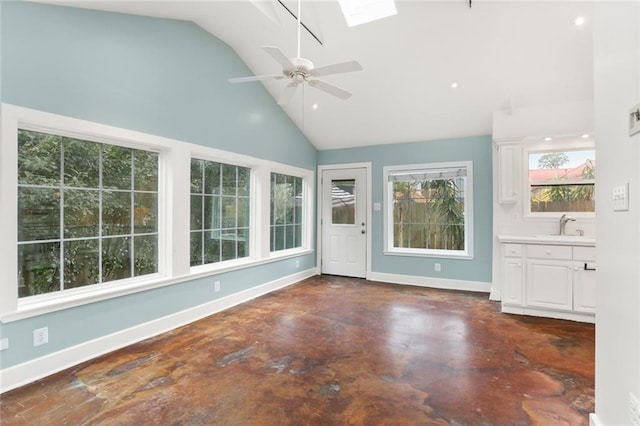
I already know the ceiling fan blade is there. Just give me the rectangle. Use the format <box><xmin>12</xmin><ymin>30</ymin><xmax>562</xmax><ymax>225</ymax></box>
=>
<box><xmin>228</xmin><ymin>74</ymin><xmax>285</xmax><ymax>83</ymax></box>
<box><xmin>263</xmin><ymin>46</ymin><xmax>296</xmax><ymax>70</ymax></box>
<box><xmin>310</xmin><ymin>60</ymin><xmax>363</xmax><ymax>77</ymax></box>
<box><xmin>307</xmin><ymin>79</ymin><xmax>352</xmax><ymax>100</ymax></box>
<box><xmin>277</xmin><ymin>83</ymin><xmax>299</xmax><ymax>105</ymax></box>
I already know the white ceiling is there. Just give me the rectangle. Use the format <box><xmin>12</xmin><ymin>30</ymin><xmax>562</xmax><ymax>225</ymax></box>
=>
<box><xmin>37</xmin><ymin>1</ymin><xmax>594</xmax><ymax>150</ymax></box>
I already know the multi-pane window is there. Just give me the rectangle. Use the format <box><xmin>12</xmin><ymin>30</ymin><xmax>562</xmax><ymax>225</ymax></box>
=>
<box><xmin>270</xmin><ymin>173</ymin><xmax>303</xmax><ymax>251</ymax></box>
<box><xmin>385</xmin><ymin>162</ymin><xmax>472</xmax><ymax>258</ymax></box>
<box><xmin>17</xmin><ymin>129</ymin><xmax>158</xmax><ymax>298</ymax></box>
<box><xmin>528</xmin><ymin>149</ymin><xmax>595</xmax><ymax>214</ymax></box>
<box><xmin>190</xmin><ymin>159</ymin><xmax>250</xmax><ymax>266</ymax></box>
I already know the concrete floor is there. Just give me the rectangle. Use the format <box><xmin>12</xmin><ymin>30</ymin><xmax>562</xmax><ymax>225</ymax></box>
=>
<box><xmin>0</xmin><ymin>275</ymin><xmax>594</xmax><ymax>425</ymax></box>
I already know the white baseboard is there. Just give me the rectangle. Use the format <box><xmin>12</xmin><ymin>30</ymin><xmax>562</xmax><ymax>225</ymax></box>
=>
<box><xmin>367</xmin><ymin>271</ymin><xmax>491</xmax><ymax>293</ymax></box>
<box><xmin>0</xmin><ymin>268</ymin><xmax>317</xmax><ymax>394</ymax></box>
<box><xmin>589</xmin><ymin>413</ymin><xmax>603</xmax><ymax>426</ymax></box>
<box><xmin>501</xmin><ymin>304</ymin><xmax>595</xmax><ymax>324</ymax></box>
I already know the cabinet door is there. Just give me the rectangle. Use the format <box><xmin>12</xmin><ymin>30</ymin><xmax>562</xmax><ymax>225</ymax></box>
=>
<box><xmin>502</xmin><ymin>259</ymin><xmax>524</xmax><ymax>305</ymax></box>
<box><xmin>573</xmin><ymin>262</ymin><xmax>596</xmax><ymax>313</ymax></box>
<box><xmin>498</xmin><ymin>144</ymin><xmax>520</xmax><ymax>203</ymax></box>
<box><xmin>526</xmin><ymin>260</ymin><xmax>573</xmax><ymax>310</ymax></box>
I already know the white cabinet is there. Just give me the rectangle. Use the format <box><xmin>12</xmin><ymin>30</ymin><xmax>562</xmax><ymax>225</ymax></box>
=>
<box><xmin>500</xmin><ymin>241</ymin><xmax>595</xmax><ymax>323</ymax></box>
<box><xmin>496</xmin><ymin>141</ymin><xmax>521</xmax><ymax>203</ymax></box>
<box><xmin>526</xmin><ymin>259</ymin><xmax>573</xmax><ymax>310</ymax></box>
<box><xmin>502</xmin><ymin>244</ymin><xmax>524</xmax><ymax>305</ymax></box>
<box><xmin>573</xmin><ymin>246</ymin><xmax>596</xmax><ymax>314</ymax></box>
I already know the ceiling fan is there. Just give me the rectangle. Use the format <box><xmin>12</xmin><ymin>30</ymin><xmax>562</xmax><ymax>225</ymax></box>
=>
<box><xmin>228</xmin><ymin>0</ymin><xmax>363</xmax><ymax>105</ymax></box>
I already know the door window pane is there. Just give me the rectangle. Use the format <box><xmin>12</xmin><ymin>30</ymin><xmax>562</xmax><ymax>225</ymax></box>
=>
<box><xmin>331</xmin><ymin>179</ymin><xmax>356</xmax><ymax>225</ymax></box>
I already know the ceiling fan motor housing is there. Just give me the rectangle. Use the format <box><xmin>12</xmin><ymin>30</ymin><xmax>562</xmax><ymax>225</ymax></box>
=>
<box><xmin>284</xmin><ymin>57</ymin><xmax>314</xmax><ymax>83</ymax></box>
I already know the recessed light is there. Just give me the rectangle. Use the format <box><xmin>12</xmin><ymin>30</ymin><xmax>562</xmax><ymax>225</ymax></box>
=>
<box><xmin>574</xmin><ymin>16</ymin><xmax>586</xmax><ymax>26</ymax></box>
<box><xmin>312</xmin><ymin>103</ymin><xmax>318</xmax><ymax>110</ymax></box>
<box><xmin>581</xmin><ymin>133</ymin><xmax>590</xmax><ymax>138</ymax></box>
<box><xmin>544</xmin><ymin>137</ymin><xmax>553</xmax><ymax>141</ymax></box>
<box><xmin>451</xmin><ymin>82</ymin><xmax>459</xmax><ymax>89</ymax></box>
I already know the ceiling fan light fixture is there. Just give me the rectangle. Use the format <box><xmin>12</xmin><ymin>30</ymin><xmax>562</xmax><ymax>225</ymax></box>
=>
<box><xmin>337</xmin><ymin>0</ymin><xmax>397</xmax><ymax>27</ymax></box>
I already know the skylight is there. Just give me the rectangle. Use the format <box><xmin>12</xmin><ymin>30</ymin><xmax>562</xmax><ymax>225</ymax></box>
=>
<box><xmin>337</xmin><ymin>0</ymin><xmax>397</xmax><ymax>27</ymax></box>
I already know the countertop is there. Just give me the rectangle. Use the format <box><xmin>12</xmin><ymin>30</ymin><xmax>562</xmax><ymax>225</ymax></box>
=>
<box><xmin>498</xmin><ymin>234</ymin><xmax>596</xmax><ymax>247</ymax></box>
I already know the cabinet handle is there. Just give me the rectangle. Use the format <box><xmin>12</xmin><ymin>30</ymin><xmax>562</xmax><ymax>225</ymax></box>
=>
<box><xmin>584</xmin><ymin>262</ymin><xmax>596</xmax><ymax>271</ymax></box>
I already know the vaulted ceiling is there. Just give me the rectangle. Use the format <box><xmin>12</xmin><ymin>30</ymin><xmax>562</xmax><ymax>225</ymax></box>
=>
<box><xmin>36</xmin><ymin>1</ymin><xmax>594</xmax><ymax>150</ymax></box>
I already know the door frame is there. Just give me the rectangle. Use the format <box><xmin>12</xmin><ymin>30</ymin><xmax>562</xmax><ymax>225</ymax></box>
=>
<box><xmin>317</xmin><ymin>162</ymin><xmax>372</xmax><ymax>279</ymax></box>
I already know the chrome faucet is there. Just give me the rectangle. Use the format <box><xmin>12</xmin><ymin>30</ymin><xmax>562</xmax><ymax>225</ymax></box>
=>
<box><xmin>559</xmin><ymin>214</ymin><xmax>576</xmax><ymax>235</ymax></box>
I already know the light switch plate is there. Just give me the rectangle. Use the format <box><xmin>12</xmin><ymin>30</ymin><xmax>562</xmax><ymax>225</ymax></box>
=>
<box><xmin>612</xmin><ymin>183</ymin><xmax>629</xmax><ymax>211</ymax></box>
<box><xmin>630</xmin><ymin>104</ymin><xmax>640</xmax><ymax>137</ymax></box>
<box><xmin>0</xmin><ymin>338</ymin><xmax>8</xmax><ymax>351</ymax></box>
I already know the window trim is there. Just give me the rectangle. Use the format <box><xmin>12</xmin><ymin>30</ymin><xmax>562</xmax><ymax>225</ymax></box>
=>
<box><xmin>383</xmin><ymin>161</ymin><xmax>474</xmax><ymax>260</ymax></box>
<box><xmin>523</xmin><ymin>140</ymin><xmax>595</xmax><ymax>220</ymax></box>
<box><xmin>0</xmin><ymin>104</ymin><xmax>315</xmax><ymax>322</ymax></box>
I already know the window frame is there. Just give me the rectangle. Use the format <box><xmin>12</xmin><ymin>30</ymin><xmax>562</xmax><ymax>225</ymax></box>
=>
<box><xmin>523</xmin><ymin>139</ymin><xmax>595</xmax><ymax>220</ymax></box>
<box><xmin>270</xmin><ymin>172</ymin><xmax>305</xmax><ymax>253</ymax></box>
<box><xmin>16</xmin><ymin>129</ymin><xmax>161</xmax><ymax>297</ymax></box>
<box><xmin>189</xmin><ymin>158</ymin><xmax>253</xmax><ymax>268</ymax></box>
<box><xmin>0</xmin><ymin>104</ymin><xmax>315</xmax><ymax>322</ymax></box>
<box><xmin>383</xmin><ymin>161</ymin><xmax>474</xmax><ymax>260</ymax></box>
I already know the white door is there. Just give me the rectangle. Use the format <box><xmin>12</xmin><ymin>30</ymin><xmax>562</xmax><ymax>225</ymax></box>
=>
<box><xmin>321</xmin><ymin>168</ymin><xmax>367</xmax><ymax>277</ymax></box>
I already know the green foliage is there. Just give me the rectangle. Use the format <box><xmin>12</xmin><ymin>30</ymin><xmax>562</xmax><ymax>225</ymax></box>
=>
<box><xmin>393</xmin><ymin>177</ymin><xmax>465</xmax><ymax>251</ymax></box>
<box><xmin>537</xmin><ymin>152</ymin><xmax>569</xmax><ymax>170</ymax></box>
<box><xmin>17</xmin><ymin>129</ymin><xmax>158</xmax><ymax>297</ymax></box>
<box><xmin>190</xmin><ymin>159</ymin><xmax>252</xmax><ymax>264</ymax></box>
<box><xmin>270</xmin><ymin>173</ymin><xmax>302</xmax><ymax>251</ymax></box>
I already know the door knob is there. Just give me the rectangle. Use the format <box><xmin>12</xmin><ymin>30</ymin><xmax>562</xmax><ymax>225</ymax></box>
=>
<box><xmin>361</xmin><ymin>222</ymin><xmax>365</xmax><ymax>226</ymax></box>
<box><xmin>361</xmin><ymin>230</ymin><xmax>366</xmax><ymax>234</ymax></box>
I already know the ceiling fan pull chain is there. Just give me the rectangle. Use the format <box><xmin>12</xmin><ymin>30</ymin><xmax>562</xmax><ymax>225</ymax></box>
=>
<box><xmin>297</xmin><ymin>0</ymin><xmax>301</xmax><ymax>59</ymax></box>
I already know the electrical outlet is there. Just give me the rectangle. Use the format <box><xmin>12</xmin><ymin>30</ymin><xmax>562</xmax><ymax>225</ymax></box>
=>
<box><xmin>434</xmin><ymin>263</ymin><xmax>441</xmax><ymax>272</ymax></box>
<box><xmin>630</xmin><ymin>392</ymin><xmax>640</xmax><ymax>426</ymax></box>
<box><xmin>295</xmin><ymin>259</ymin><xmax>300</xmax><ymax>268</ymax></box>
<box><xmin>0</xmin><ymin>338</ymin><xmax>9</xmax><ymax>351</ymax></box>
<box><xmin>33</xmin><ymin>327</ymin><xmax>48</xmax><ymax>347</ymax></box>
<box><xmin>214</xmin><ymin>281</ymin><xmax>221</xmax><ymax>292</ymax></box>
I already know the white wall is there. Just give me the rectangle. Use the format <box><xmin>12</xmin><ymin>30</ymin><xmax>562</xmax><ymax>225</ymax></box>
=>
<box><xmin>593</xmin><ymin>2</ymin><xmax>640</xmax><ymax>425</ymax></box>
<box><xmin>491</xmin><ymin>101</ymin><xmax>595</xmax><ymax>300</ymax></box>
<box><xmin>493</xmin><ymin>100</ymin><xmax>594</xmax><ymax>141</ymax></box>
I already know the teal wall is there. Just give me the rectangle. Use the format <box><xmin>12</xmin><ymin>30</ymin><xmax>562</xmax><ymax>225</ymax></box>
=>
<box><xmin>318</xmin><ymin>136</ymin><xmax>493</xmax><ymax>284</ymax></box>
<box><xmin>1</xmin><ymin>1</ymin><xmax>316</xmax><ymax>169</ymax></box>
<box><xmin>0</xmin><ymin>2</ymin><xmax>317</xmax><ymax>369</ymax></box>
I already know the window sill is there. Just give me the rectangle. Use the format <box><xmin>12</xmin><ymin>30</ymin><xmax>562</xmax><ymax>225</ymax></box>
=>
<box><xmin>384</xmin><ymin>249</ymin><xmax>474</xmax><ymax>260</ymax></box>
<box><xmin>2</xmin><ymin>248</ymin><xmax>314</xmax><ymax>323</ymax></box>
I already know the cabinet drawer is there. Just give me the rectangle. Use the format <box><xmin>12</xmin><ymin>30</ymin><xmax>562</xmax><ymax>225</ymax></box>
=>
<box><xmin>526</xmin><ymin>244</ymin><xmax>572</xmax><ymax>260</ymax></box>
<box><xmin>574</xmin><ymin>246</ymin><xmax>596</xmax><ymax>261</ymax></box>
<box><xmin>503</xmin><ymin>244</ymin><xmax>523</xmax><ymax>258</ymax></box>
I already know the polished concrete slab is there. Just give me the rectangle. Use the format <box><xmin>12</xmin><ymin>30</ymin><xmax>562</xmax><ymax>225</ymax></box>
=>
<box><xmin>1</xmin><ymin>275</ymin><xmax>594</xmax><ymax>425</ymax></box>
